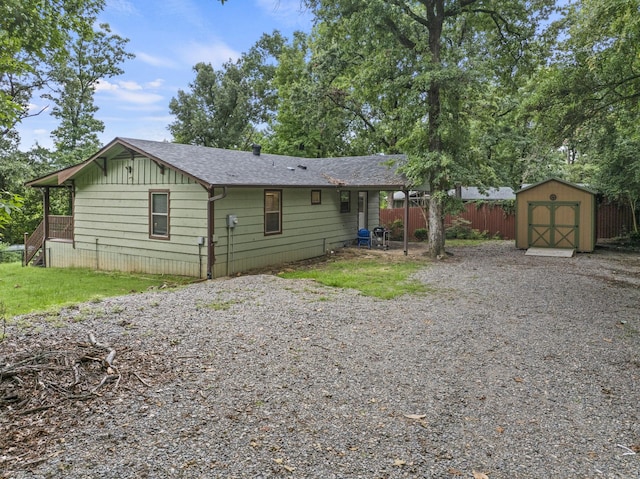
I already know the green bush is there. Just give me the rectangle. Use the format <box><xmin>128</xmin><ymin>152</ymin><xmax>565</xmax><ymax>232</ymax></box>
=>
<box><xmin>0</xmin><ymin>243</ymin><xmax>22</xmax><ymax>264</ymax></box>
<box><xmin>414</xmin><ymin>228</ymin><xmax>428</xmax><ymax>241</ymax></box>
<box><xmin>387</xmin><ymin>219</ymin><xmax>404</xmax><ymax>241</ymax></box>
<box><xmin>445</xmin><ymin>218</ymin><xmax>488</xmax><ymax>240</ymax></box>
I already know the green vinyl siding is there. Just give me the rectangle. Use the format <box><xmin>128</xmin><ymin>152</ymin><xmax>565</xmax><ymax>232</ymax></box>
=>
<box><xmin>81</xmin><ymin>157</ymin><xmax>197</xmax><ymax>186</ymax></box>
<box><xmin>67</xmin><ymin>160</ymin><xmax>209</xmax><ymax>277</ymax></box>
<box><xmin>211</xmin><ymin>188</ymin><xmax>365</xmax><ymax>277</ymax></box>
<box><xmin>52</xmin><ymin>153</ymin><xmax>383</xmax><ymax>277</ymax></box>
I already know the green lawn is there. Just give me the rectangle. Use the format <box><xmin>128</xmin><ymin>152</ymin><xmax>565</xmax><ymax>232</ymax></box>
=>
<box><xmin>0</xmin><ymin>262</ymin><xmax>195</xmax><ymax>319</ymax></box>
<box><xmin>278</xmin><ymin>258</ymin><xmax>431</xmax><ymax>299</ymax></box>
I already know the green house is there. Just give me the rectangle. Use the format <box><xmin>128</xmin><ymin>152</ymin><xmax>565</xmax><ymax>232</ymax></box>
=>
<box><xmin>25</xmin><ymin>138</ymin><xmax>408</xmax><ymax>278</ymax></box>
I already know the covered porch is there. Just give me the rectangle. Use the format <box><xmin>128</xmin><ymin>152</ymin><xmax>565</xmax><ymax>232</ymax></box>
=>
<box><xmin>24</xmin><ymin>215</ymin><xmax>74</xmax><ymax>266</ymax></box>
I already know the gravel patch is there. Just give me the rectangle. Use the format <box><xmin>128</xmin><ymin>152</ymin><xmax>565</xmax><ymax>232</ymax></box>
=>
<box><xmin>1</xmin><ymin>241</ymin><xmax>639</xmax><ymax>478</ymax></box>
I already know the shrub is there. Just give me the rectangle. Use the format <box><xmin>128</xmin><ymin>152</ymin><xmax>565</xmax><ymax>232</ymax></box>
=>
<box><xmin>414</xmin><ymin>228</ymin><xmax>428</xmax><ymax>241</ymax></box>
<box><xmin>445</xmin><ymin>218</ymin><xmax>472</xmax><ymax>239</ymax></box>
<box><xmin>0</xmin><ymin>243</ymin><xmax>22</xmax><ymax>264</ymax></box>
<box><xmin>387</xmin><ymin>219</ymin><xmax>404</xmax><ymax>241</ymax></box>
<box><xmin>445</xmin><ymin>218</ymin><xmax>488</xmax><ymax>240</ymax></box>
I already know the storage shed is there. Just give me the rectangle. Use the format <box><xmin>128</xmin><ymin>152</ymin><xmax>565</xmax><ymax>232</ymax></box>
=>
<box><xmin>515</xmin><ymin>178</ymin><xmax>596</xmax><ymax>252</ymax></box>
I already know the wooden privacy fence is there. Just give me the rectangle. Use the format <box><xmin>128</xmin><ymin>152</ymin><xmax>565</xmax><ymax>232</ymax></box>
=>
<box><xmin>380</xmin><ymin>201</ymin><xmax>635</xmax><ymax>241</ymax></box>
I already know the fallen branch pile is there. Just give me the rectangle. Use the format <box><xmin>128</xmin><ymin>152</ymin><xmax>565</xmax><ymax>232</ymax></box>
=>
<box><xmin>0</xmin><ymin>333</ymin><xmax>124</xmax><ymax>415</ymax></box>
<box><xmin>0</xmin><ymin>330</ymin><xmax>174</xmax><ymax>472</ymax></box>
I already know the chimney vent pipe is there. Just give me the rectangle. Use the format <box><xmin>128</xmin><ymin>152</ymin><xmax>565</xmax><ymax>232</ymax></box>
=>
<box><xmin>252</xmin><ymin>144</ymin><xmax>261</xmax><ymax>156</ymax></box>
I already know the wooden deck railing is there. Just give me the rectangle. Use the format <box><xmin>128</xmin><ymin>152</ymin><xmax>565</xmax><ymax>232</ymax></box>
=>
<box><xmin>48</xmin><ymin>215</ymin><xmax>74</xmax><ymax>240</ymax></box>
<box><xmin>23</xmin><ymin>216</ymin><xmax>73</xmax><ymax>266</ymax></box>
<box><xmin>24</xmin><ymin>221</ymin><xmax>45</xmax><ymax>266</ymax></box>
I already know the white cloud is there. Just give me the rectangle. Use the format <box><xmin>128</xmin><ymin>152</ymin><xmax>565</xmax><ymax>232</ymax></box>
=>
<box><xmin>95</xmin><ymin>79</ymin><xmax>165</xmax><ymax>105</ymax></box>
<box><xmin>27</xmin><ymin>102</ymin><xmax>49</xmax><ymax>114</ymax></box>
<box><xmin>94</xmin><ymin>79</ymin><xmax>119</xmax><ymax>92</ymax></box>
<box><xmin>161</xmin><ymin>0</ymin><xmax>205</xmax><ymax>29</ymax></box>
<box><xmin>113</xmin><ymin>90</ymin><xmax>165</xmax><ymax>105</ymax></box>
<box><xmin>119</xmin><ymin>80</ymin><xmax>143</xmax><ymax>91</ymax></box>
<box><xmin>178</xmin><ymin>40</ymin><xmax>240</xmax><ymax>68</ymax></box>
<box><xmin>146</xmin><ymin>79</ymin><xmax>165</xmax><ymax>88</ymax></box>
<box><xmin>136</xmin><ymin>52</ymin><xmax>178</xmax><ymax>69</ymax></box>
<box><xmin>141</xmin><ymin>115</ymin><xmax>175</xmax><ymax>123</ymax></box>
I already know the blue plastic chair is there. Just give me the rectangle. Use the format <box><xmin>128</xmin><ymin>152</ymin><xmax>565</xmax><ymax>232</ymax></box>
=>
<box><xmin>357</xmin><ymin>228</ymin><xmax>371</xmax><ymax>248</ymax></box>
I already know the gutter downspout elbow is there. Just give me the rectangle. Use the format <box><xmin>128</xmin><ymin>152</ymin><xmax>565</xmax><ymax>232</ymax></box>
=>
<box><xmin>209</xmin><ymin>186</ymin><xmax>227</xmax><ymax>203</ymax></box>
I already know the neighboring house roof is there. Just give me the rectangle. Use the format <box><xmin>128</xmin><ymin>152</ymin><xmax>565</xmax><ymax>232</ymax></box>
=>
<box><xmin>452</xmin><ymin>187</ymin><xmax>516</xmax><ymax>201</ymax></box>
<box><xmin>393</xmin><ymin>191</ymin><xmax>428</xmax><ymax>201</ymax></box>
<box><xmin>26</xmin><ymin>137</ymin><xmax>408</xmax><ymax>189</ymax></box>
<box><xmin>394</xmin><ymin>187</ymin><xmax>516</xmax><ymax>202</ymax></box>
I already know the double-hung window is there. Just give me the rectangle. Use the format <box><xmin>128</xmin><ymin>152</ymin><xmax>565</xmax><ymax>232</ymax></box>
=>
<box><xmin>265</xmin><ymin>190</ymin><xmax>282</xmax><ymax>235</ymax></box>
<box><xmin>340</xmin><ymin>190</ymin><xmax>351</xmax><ymax>213</ymax></box>
<box><xmin>150</xmin><ymin>190</ymin><xmax>170</xmax><ymax>239</ymax></box>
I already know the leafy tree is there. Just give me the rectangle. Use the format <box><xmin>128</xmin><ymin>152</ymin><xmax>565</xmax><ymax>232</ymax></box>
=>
<box><xmin>215</xmin><ymin>1</ymin><xmax>555</xmax><ymax>254</ymax></box>
<box><xmin>0</xmin><ymin>136</ymin><xmax>50</xmax><ymax>242</ymax></box>
<box><xmin>45</xmin><ymin>23</ymin><xmax>134</xmax><ymax>167</ymax></box>
<box><xmin>0</xmin><ymin>0</ymin><xmax>104</xmax><ymax>135</ymax></box>
<box><xmin>302</xmin><ymin>0</ymin><xmax>555</xmax><ymax>256</ymax></box>
<box><xmin>0</xmin><ymin>141</ymin><xmax>79</xmax><ymax>243</ymax></box>
<box><xmin>169</xmin><ymin>32</ymin><xmax>286</xmax><ymax>149</ymax></box>
<box><xmin>1</xmin><ymin>2</ymin><xmax>133</xmax><ymax>242</ymax></box>
<box><xmin>527</xmin><ymin>0</ymin><xmax>640</xmax><ymax>231</ymax></box>
<box><xmin>267</xmin><ymin>31</ymin><xmax>370</xmax><ymax>157</ymax></box>
<box><xmin>305</xmin><ymin>19</ymin><xmax>419</xmax><ymax>155</ymax></box>
<box><xmin>0</xmin><ymin>191</ymin><xmax>23</xmax><ymax>239</ymax></box>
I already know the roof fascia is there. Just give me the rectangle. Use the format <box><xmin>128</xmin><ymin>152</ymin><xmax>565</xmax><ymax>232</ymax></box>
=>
<box><xmin>24</xmin><ymin>159</ymin><xmax>91</xmax><ymax>187</ymax></box>
<box><xmin>26</xmin><ymin>138</ymin><xmax>125</xmax><ymax>187</ymax></box>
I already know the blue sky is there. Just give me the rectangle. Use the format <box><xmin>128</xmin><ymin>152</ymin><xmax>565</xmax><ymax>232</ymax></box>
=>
<box><xmin>18</xmin><ymin>0</ymin><xmax>313</xmax><ymax>150</ymax></box>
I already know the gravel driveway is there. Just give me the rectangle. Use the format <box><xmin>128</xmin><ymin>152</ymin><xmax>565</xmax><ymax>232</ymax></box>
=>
<box><xmin>1</xmin><ymin>241</ymin><xmax>639</xmax><ymax>479</ymax></box>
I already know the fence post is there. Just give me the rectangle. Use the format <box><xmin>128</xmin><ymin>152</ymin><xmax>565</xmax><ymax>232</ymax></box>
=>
<box><xmin>23</xmin><ymin>233</ymin><xmax>28</xmax><ymax>266</ymax></box>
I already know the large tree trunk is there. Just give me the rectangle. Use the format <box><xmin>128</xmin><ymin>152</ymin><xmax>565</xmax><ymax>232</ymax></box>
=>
<box><xmin>428</xmin><ymin>194</ymin><xmax>445</xmax><ymax>257</ymax></box>
<box><xmin>426</xmin><ymin>1</ymin><xmax>445</xmax><ymax>258</ymax></box>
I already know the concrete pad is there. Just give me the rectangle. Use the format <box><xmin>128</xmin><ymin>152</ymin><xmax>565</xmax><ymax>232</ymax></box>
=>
<box><xmin>525</xmin><ymin>247</ymin><xmax>575</xmax><ymax>257</ymax></box>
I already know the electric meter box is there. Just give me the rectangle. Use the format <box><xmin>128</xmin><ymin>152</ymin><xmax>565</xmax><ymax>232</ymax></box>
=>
<box><xmin>226</xmin><ymin>214</ymin><xmax>238</xmax><ymax>228</ymax></box>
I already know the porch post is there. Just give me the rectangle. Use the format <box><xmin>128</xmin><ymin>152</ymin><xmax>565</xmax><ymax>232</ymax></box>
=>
<box><xmin>42</xmin><ymin>187</ymin><xmax>50</xmax><ymax>267</ymax></box>
<box><xmin>403</xmin><ymin>189</ymin><xmax>409</xmax><ymax>256</ymax></box>
<box><xmin>70</xmin><ymin>181</ymin><xmax>76</xmax><ymax>248</ymax></box>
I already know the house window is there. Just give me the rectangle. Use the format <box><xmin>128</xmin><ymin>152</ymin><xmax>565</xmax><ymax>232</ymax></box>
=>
<box><xmin>340</xmin><ymin>190</ymin><xmax>351</xmax><ymax>213</ymax></box>
<box><xmin>265</xmin><ymin>190</ymin><xmax>282</xmax><ymax>234</ymax></box>
<box><xmin>311</xmin><ymin>190</ymin><xmax>321</xmax><ymax>205</ymax></box>
<box><xmin>150</xmin><ymin>190</ymin><xmax>170</xmax><ymax>239</ymax></box>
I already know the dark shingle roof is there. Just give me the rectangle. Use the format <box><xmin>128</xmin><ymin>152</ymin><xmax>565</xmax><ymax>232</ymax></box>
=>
<box><xmin>117</xmin><ymin>138</ymin><xmax>407</xmax><ymax>188</ymax></box>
